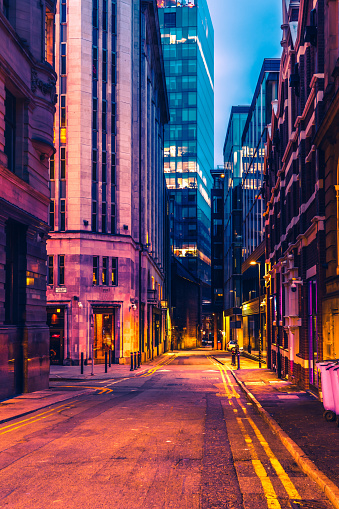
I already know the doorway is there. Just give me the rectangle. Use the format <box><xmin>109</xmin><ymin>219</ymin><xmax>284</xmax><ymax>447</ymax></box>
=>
<box><xmin>47</xmin><ymin>307</ymin><xmax>65</xmax><ymax>365</ymax></box>
<box><xmin>94</xmin><ymin>309</ymin><xmax>115</xmax><ymax>363</ymax></box>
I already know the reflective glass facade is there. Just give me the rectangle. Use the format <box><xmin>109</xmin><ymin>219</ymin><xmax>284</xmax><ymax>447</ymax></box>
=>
<box><xmin>223</xmin><ymin>107</ymin><xmax>249</xmax><ymax>312</ymax></box>
<box><xmin>158</xmin><ymin>0</ymin><xmax>214</xmax><ymax>296</ymax></box>
<box><xmin>241</xmin><ymin>59</ymin><xmax>279</xmax><ymax>259</ymax></box>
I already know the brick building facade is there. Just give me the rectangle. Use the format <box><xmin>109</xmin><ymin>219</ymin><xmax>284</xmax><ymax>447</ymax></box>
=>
<box><xmin>264</xmin><ymin>0</ymin><xmax>326</xmax><ymax>390</ymax></box>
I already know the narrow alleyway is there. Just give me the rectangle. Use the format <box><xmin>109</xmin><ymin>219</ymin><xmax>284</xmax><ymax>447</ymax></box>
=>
<box><xmin>0</xmin><ymin>352</ymin><xmax>333</xmax><ymax>509</ymax></box>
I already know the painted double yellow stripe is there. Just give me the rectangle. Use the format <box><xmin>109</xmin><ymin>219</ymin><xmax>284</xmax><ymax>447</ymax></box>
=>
<box><xmin>140</xmin><ymin>354</ymin><xmax>176</xmax><ymax>377</ymax></box>
<box><xmin>207</xmin><ymin>355</ymin><xmax>301</xmax><ymax>507</ymax></box>
<box><xmin>0</xmin><ymin>403</ymin><xmax>74</xmax><ymax>435</ymax></box>
<box><xmin>207</xmin><ymin>356</ymin><xmax>239</xmax><ymax>399</ymax></box>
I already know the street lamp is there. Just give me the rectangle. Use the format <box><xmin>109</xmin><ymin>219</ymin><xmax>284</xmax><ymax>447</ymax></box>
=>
<box><xmin>250</xmin><ymin>261</ymin><xmax>262</xmax><ymax>368</ymax></box>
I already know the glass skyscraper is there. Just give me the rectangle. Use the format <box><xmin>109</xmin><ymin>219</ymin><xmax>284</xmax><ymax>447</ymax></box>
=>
<box><xmin>157</xmin><ymin>0</ymin><xmax>214</xmax><ymax>299</ymax></box>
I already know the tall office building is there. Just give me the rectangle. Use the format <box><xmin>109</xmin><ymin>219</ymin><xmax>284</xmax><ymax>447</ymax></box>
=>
<box><xmin>47</xmin><ymin>0</ymin><xmax>169</xmax><ymax>365</ymax></box>
<box><xmin>223</xmin><ymin>106</ymin><xmax>250</xmax><ymax>344</ymax></box>
<box><xmin>157</xmin><ymin>0</ymin><xmax>214</xmax><ymax>300</ymax></box>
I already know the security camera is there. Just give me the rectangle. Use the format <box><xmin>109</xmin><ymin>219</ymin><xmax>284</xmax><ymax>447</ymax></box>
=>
<box><xmin>291</xmin><ymin>283</ymin><xmax>297</xmax><ymax>293</ymax></box>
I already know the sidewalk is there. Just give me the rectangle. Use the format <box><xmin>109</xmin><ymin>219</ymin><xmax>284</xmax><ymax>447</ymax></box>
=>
<box><xmin>214</xmin><ymin>353</ymin><xmax>339</xmax><ymax>508</ymax></box>
<box><xmin>0</xmin><ymin>353</ymin><xmax>170</xmax><ymax>424</ymax></box>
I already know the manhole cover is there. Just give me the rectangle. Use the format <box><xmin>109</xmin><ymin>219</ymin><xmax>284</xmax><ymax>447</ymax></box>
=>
<box><xmin>290</xmin><ymin>500</ymin><xmax>329</xmax><ymax>509</ymax></box>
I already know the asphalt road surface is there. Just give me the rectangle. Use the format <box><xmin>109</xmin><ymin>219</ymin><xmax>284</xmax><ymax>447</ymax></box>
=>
<box><xmin>0</xmin><ymin>351</ymin><xmax>333</xmax><ymax>509</ymax></box>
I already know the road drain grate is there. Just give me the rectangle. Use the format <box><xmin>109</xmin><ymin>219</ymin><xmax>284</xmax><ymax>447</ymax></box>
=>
<box><xmin>290</xmin><ymin>501</ymin><xmax>329</xmax><ymax>509</ymax></box>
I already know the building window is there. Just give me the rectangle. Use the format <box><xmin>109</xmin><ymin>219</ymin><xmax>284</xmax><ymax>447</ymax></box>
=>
<box><xmin>48</xmin><ymin>256</ymin><xmax>54</xmax><ymax>285</ymax></box>
<box><xmin>102</xmin><ymin>257</ymin><xmax>108</xmax><ymax>285</ymax></box>
<box><xmin>93</xmin><ymin>256</ymin><xmax>99</xmax><ymax>285</ymax></box>
<box><xmin>92</xmin><ymin>150</ymin><xmax>97</xmax><ymax>181</ymax></box>
<box><xmin>3</xmin><ymin>0</ymin><xmax>9</xmax><ymax>18</ymax></box>
<box><xmin>111</xmin><ymin>155</ymin><xmax>116</xmax><ymax>234</ymax></box>
<box><xmin>61</xmin><ymin>43</ymin><xmax>67</xmax><ymax>75</ymax></box>
<box><xmin>102</xmin><ymin>202</ymin><xmax>107</xmax><ymax>233</ymax></box>
<box><xmin>50</xmin><ymin>154</ymin><xmax>55</xmax><ymax>180</ymax></box>
<box><xmin>92</xmin><ymin>98</ymin><xmax>97</xmax><ymax>130</ymax></box>
<box><xmin>60</xmin><ymin>199</ymin><xmax>66</xmax><ymax>231</ymax></box>
<box><xmin>58</xmin><ymin>255</ymin><xmax>65</xmax><ymax>285</ymax></box>
<box><xmin>60</xmin><ymin>147</ymin><xmax>66</xmax><ymax>179</ymax></box>
<box><xmin>45</xmin><ymin>8</ymin><xmax>55</xmax><ymax>65</ymax></box>
<box><xmin>50</xmin><ymin>200</ymin><xmax>55</xmax><ymax>231</ymax></box>
<box><xmin>5</xmin><ymin>221</ymin><xmax>27</xmax><ymax>324</ymax></box>
<box><xmin>61</xmin><ymin>95</ymin><xmax>66</xmax><ymax>127</ymax></box>
<box><xmin>164</xmin><ymin>12</ymin><xmax>176</xmax><ymax>28</ymax></box>
<box><xmin>92</xmin><ymin>201</ymin><xmax>97</xmax><ymax>232</ymax></box>
<box><xmin>111</xmin><ymin>258</ymin><xmax>118</xmax><ymax>286</ymax></box>
<box><xmin>61</xmin><ymin>0</ymin><xmax>67</xmax><ymax>23</ymax></box>
<box><xmin>4</xmin><ymin>89</ymin><xmax>16</xmax><ymax>173</ymax></box>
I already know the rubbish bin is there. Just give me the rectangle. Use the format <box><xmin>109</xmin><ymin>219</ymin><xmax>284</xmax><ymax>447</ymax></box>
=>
<box><xmin>329</xmin><ymin>365</ymin><xmax>339</xmax><ymax>425</ymax></box>
<box><xmin>317</xmin><ymin>361</ymin><xmax>338</xmax><ymax>422</ymax></box>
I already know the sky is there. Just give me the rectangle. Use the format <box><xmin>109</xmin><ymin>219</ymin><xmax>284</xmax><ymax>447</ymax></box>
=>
<box><xmin>207</xmin><ymin>0</ymin><xmax>282</xmax><ymax>166</ymax></box>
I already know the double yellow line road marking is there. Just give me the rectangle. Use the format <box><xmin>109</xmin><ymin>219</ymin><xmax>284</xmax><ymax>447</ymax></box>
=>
<box><xmin>0</xmin><ymin>403</ymin><xmax>75</xmax><ymax>436</ymax></box>
<box><xmin>140</xmin><ymin>354</ymin><xmax>177</xmax><ymax>377</ymax></box>
<box><xmin>208</xmin><ymin>355</ymin><xmax>301</xmax><ymax>508</ymax></box>
<box><xmin>1</xmin><ymin>356</ymin><xmax>176</xmax><ymax>436</ymax></box>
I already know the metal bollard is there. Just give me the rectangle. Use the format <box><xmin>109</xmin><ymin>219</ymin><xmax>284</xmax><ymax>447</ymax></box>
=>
<box><xmin>81</xmin><ymin>352</ymin><xmax>84</xmax><ymax>374</ymax></box>
<box><xmin>109</xmin><ymin>350</ymin><xmax>111</xmax><ymax>367</ymax></box>
<box><xmin>237</xmin><ymin>351</ymin><xmax>240</xmax><ymax>370</ymax></box>
<box><xmin>130</xmin><ymin>352</ymin><xmax>134</xmax><ymax>371</ymax></box>
<box><xmin>105</xmin><ymin>351</ymin><xmax>108</xmax><ymax>373</ymax></box>
<box><xmin>134</xmin><ymin>351</ymin><xmax>138</xmax><ymax>369</ymax></box>
<box><xmin>138</xmin><ymin>351</ymin><xmax>141</xmax><ymax>368</ymax></box>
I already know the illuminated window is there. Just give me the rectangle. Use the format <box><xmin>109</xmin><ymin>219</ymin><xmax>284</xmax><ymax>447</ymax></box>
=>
<box><xmin>45</xmin><ymin>8</ymin><xmax>54</xmax><ymax>65</ymax></box>
<box><xmin>102</xmin><ymin>257</ymin><xmax>108</xmax><ymax>285</ymax></box>
<box><xmin>111</xmin><ymin>257</ymin><xmax>118</xmax><ymax>286</ymax></box>
<box><xmin>60</xmin><ymin>95</ymin><xmax>66</xmax><ymax>127</ymax></box>
<box><xmin>93</xmin><ymin>256</ymin><xmax>98</xmax><ymax>285</ymax></box>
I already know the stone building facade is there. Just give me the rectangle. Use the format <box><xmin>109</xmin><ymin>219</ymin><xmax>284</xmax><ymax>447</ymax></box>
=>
<box><xmin>264</xmin><ymin>0</ymin><xmax>326</xmax><ymax>390</ymax></box>
<box><xmin>0</xmin><ymin>0</ymin><xmax>57</xmax><ymax>398</ymax></box>
<box><xmin>47</xmin><ymin>0</ymin><xmax>170</xmax><ymax>365</ymax></box>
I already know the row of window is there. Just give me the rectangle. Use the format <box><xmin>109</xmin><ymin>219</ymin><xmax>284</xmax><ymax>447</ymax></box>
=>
<box><xmin>93</xmin><ymin>256</ymin><xmax>118</xmax><ymax>285</ymax></box>
<box><xmin>48</xmin><ymin>255</ymin><xmax>118</xmax><ymax>287</ymax></box>
<box><xmin>92</xmin><ymin>0</ymin><xmax>117</xmax><ymax>234</ymax></box>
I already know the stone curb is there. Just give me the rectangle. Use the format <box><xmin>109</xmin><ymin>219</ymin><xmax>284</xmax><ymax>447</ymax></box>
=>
<box><xmin>231</xmin><ymin>371</ymin><xmax>339</xmax><ymax>509</ymax></box>
<box><xmin>49</xmin><ymin>353</ymin><xmax>172</xmax><ymax>382</ymax></box>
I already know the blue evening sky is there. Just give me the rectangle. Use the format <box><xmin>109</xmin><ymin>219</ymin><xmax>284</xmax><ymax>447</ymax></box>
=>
<box><xmin>207</xmin><ymin>0</ymin><xmax>282</xmax><ymax>165</ymax></box>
